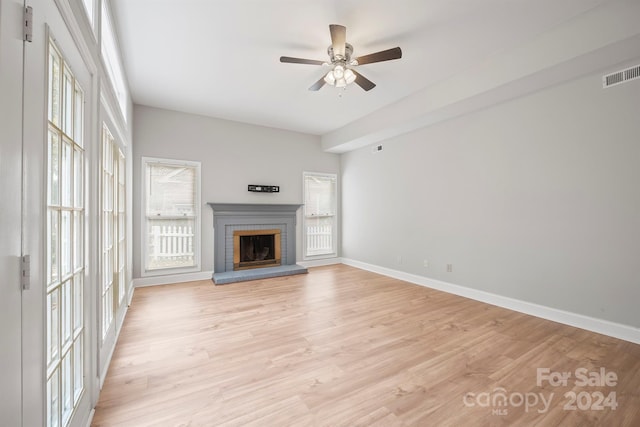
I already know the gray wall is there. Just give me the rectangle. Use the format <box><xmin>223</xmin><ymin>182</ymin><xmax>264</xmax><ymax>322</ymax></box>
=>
<box><xmin>341</xmin><ymin>67</ymin><xmax>640</xmax><ymax>328</ymax></box>
<box><xmin>132</xmin><ymin>105</ymin><xmax>340</xmax><ymax>277</ymax></box>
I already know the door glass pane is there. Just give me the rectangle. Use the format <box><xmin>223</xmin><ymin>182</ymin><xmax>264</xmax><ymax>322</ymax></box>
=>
<box><xmin>61</xmin><ymin>351</ymin><xmax>72</xmax><ymax>424</ymax></box>
<box><xmin>74</xmin><ymin>147</ymin><xmax>83</xmax><ymax>208</ymax></box>
<box><xmin>61</xmin><ymin>280</ymin><xmax>72</xmax><ymax>349</ymax></box>
<box><xmin>48</xmin><ymin>130</ymin><xmax>60</xmax><ymax>206</ymax></box>
<box><xmin>74</xmin><ymin>84</ymin><xmax>84</xmax><ymax>146</ymax></box>
<box><xmin>48</xmin><ymin>368</ymin><xmax>60</xmax><ymax>427</ymax></box>
<box><xmin>61</xmin><ymin>211</ymin><xmax>71</xmax><ymax>277</ymax></box>
<box><xmin>48</xmin><ymin>210</ymin><xmax>59</xmax><ymax>285</ymax></box>
<box><xmin>73</xmin><ymin>274</ymin><xmax>83</xmax><ymax>333</ymax></box>
<box><xmin>63</xmin><ymin>70</ymin><xmax>73</xmax><ymax>136</ymax></box>
<box><xmin>49</xmin><ymin>289</ymin><xmax>60</xmax><ymax>365</ymax></box>
<box><xmin>49</xmin><ymin>50</ymin><xmax>61</xmax><ymax>126</ymax></box>
<box><xmin>73</xmin><ymin>336</ymin><xmax>83</xmax><ymax>401</ymax></box>
<box><xmin>73</xmin><ymin>212</ymin><xmax>82</xmax><ymax>271</ymax></box>
<box><xmin>61</xmin><ymin>140</ymin><xmax>72</xmax><ymax>207</ymax></box>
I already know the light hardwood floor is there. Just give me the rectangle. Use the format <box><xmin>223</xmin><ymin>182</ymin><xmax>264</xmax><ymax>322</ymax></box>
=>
<box><xmin>92</xmin><ymin>265</ymin><xmax>640</xmax><ymax>426</ymax></box>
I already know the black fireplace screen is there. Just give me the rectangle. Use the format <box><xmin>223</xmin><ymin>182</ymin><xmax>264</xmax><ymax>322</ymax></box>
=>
<box><xmin>239</xmin><ymin>234</ymin><xmax>276</xmax><ymax>263</ymax></box>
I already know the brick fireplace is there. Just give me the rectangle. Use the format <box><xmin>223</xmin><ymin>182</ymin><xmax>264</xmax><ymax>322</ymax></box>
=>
<box><xmin>208</xmin><ymin>203</ymin><xmax>307</xmax><ymax>284</ymax></box>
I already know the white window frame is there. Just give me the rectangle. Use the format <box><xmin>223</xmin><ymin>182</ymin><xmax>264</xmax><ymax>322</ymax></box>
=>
<box><xmin>141</xmin><ymin>157</ymin><xmax>201</xmax><ymax>277</ymax></box>
<box><xmin>80</xmin><ymin>0</ymin><xmax>95</xmax><ymax>33</ymax></box>
<box><xmin>101</xmin><ymin>0</ymin><xmax>128</xmax><ymax>120</ymax></box>
<box><xmin>303</xmin><ymin>171</ymin><xmax>338</xmax><ymax>259</ymax></box>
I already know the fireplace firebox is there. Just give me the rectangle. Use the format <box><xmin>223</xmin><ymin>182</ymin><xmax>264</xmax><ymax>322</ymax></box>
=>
<box><xmin>233</xmin><ymin>229</ymin><xmax>281</xmax><ymax>270</ymax></box>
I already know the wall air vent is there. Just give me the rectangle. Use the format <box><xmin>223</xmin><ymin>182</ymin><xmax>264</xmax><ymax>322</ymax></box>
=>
<box><xmin>602</xmin><ymin>64</ymin><xmax>640</xmax><ymax>88</ymax></box>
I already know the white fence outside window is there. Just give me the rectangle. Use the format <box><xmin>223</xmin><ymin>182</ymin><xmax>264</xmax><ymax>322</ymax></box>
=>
<box><xmin>306</xmin><ymin>224</ymin><xmax>333</xmax><ymax>255</ymax></box>
<box><xmin>147</xmin><ymin>219</ymin><xmax>195</xmax><ymax>270</ymax></box>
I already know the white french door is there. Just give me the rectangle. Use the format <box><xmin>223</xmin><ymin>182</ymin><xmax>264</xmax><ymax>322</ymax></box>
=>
<box><xmin>45</xmin><ymin>38</ymin><xmax>86</xmax><ymax>427</ymax></box>
<box><xmin>0</xmin><ymin>1</ymin><xmax>28</xmax><ymax>424</ymax></box>
<box><xmin>21</xmin><ymin>1</ymin><xmax>96</xmax><ymax>426</ymax></box>
<box><xmin>100</xmin><ymin>123</ymin><xmax>126</xmax><ymax>361</ymax></box>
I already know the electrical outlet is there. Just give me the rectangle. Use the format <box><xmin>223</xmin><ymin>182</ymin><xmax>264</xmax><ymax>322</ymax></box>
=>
<box><xmin>423</xmin><ymin>259</ymin><xmax>429</xmax><ymax>268</ymax></box>
<box><xmin>447</xmin><ymin>264</ymin><xmax>453</xmax><ymax>272</ymax></box>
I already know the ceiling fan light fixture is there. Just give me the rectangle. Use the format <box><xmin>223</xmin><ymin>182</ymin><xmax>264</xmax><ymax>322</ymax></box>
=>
<box><xmin>344</xmin><ymin>68</ymin><xmax>356</xmax><ymax>84</ymax></box>
<box><xmin>324</xmin><ymin>64</ymin><xmax>355</xmax><ymax>88</ymax></box>
<box><xmin>324</xmin><ymin>70</ymin><xmax>336</xmax><ymax>85</ymax></box>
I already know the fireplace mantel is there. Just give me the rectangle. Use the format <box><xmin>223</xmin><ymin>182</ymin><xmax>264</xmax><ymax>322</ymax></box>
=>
<box><xmin>208</xmin><ymin>203</ymin><xmax>307</xmax><ymax>284</ymax></box>
<box><xmin>208</xmin><ymin>203</ymin><xmax>303</xmax><ymax>217</ymax></box>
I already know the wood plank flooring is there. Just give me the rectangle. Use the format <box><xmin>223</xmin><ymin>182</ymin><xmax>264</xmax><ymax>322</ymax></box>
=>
<box><xmin>92</xmin><ymin>265</ymin><xmax>640</xmax><ymax>426</ymax></box>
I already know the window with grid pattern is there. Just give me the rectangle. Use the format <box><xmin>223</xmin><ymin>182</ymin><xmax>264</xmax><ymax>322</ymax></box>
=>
<box><xmin>46</xmin><ymin>39</ymin><xmax>85</xmax><ymax>427</ymax></box>
<box><xmin>142</xmin><ymin>158</ymin><xmax>201</xmax><ymax>274</ymax></box>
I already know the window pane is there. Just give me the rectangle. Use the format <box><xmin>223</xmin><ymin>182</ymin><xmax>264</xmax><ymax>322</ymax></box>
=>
<box><xmin>119</xmin><ymin>266</ymin><xmax>126</xmax><ymax>304</ymax></box>
<box><xmin>306</xmin><ymin>216</ymin><xmax>335</xmax><ymax>256</ymax></box>
<box><xmin>74</xmin><ymin>84</ymin><xmax>84</xmax><ymax>146</ymax></box>
<box><xmin>146</xmin><ymin>218</ymin><xmax>195</xmax><ymax>270</ymax></box>
<box><xmin>102</xmin><ymin>285</ymin><xmax>113</xmax><ymax>338</ymax></box>
<box><xmin>48</xmin><ymin>210</ymin><xmax>60</xmax><ymax>285</ymax></box>
<box><xmin>49</xmin><ymin>49</ymin><xmax>61</xmax><ymax>126</ymax></box>
<box><xmin>81</xmin><ymin>0</ymin><xmax>94</xmax><ymax>28</ymax></box>
<box><xmin>146</xmin><ymin>164</ymin><xmax>195</xmax><ymax>216</ymax></box>
<box><xmin>49</xmin><ymin>290</ymin><xmax>60</xmax><ymax>365</ymax></box>
<box><xmin>73</xmin><ymin>212</ymin><xmax>83</xmax><ymax>271</ymax></box>
<box><xmin>63</xmin><ymin>70</ymin><xmax>73</xmax><ymax>136</ymax></box>
<box><xmin>47</xmin><ymin>368</ymin><xmax>60</xmax><ymax>427</ymax></box>
<box><xmin>61</xmin><ymin>351</ymin><xmax>72</xmax><ymax>425</ymax></box>
<box><xmin>74</xmin><ymin>147</ymin><xmax>83</xmax><ymax>208</ymax></box>
<box><xmin>48</xmin><ymin>130</ymin><xmax>60</xmax><ymax>206</ymax></box>
<box><xmin>61</xmin><ymin>140</ymin><xmax>72</xmax><ymax>207</ymax></box>
<box><xmin>61</xmin><ymin>280</ymin><xmax>72</xmax><ymax>349</ymax></box>
<box><xmin>61</xmin><ymin>211</ymin><xmax>71</xmax><ymax>277</ymax></box>
<box><xmin>73</xmin><ymin>274</ymin><xmax>83</xmax><ymax>333</ymax></box>
<box><xmin>305</xmin><ymin>175</ymin><xmax>336</xmax><ymax>216</ymax></box>
<box><xmin>73</xmin><ymin>336</ymin><xmax>83</xmax><ymax>401</ymax></box>
<box><xmin>103</xmin><ymin>250</ymin><xmax>113</xmax><ymax>293</ymax></box>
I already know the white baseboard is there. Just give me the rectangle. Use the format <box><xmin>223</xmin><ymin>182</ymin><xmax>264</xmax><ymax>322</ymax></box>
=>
<box><xmin>341</xmin><ymin>258</ymin><xmax>640</xmax><ymax>345</ymax></box>
<box><xmin>132</xmin><ymin>271</ymin><xmax>214</xmax><ymax>288</ymax></box>
<box><xmin>299</xmin><ymin>257</ymin><xmax>343</xmax><ymax>268</ymax></box>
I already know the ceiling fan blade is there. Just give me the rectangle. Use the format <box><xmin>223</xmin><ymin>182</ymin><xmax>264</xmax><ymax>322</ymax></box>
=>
<box><xmin>280</xmin><ymin>56</ymin><xmax>325</xmax><ymax>65</ymax></box>
<box><xmin>352</xmin><ymin>69</ymin><xmax>376</xmax><ymax>91</ymax></box>
<box><xmin>329</xmin><ymin>24</ymin><xmax>346</xmax><ymax>58</ymax></box>
<box><xmin>354</xmin><ymin>47</ymin><xmax>402</xmax><ymax>65</ymax></box>
<box><xmin>309</xmin><ymin>76</ymin><xmax>327</xmax><ymax>91</ymax></box>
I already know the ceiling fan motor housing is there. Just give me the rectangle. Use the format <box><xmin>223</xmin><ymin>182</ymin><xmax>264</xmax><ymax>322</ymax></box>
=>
<box><xmin>328</xmin><ymin>43</ymin><xmax>354</xmax><ymax>65</ymax></box>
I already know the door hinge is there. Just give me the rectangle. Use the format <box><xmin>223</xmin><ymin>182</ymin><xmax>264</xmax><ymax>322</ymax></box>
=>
<box><xmin>24</xmin><ymin>6</ymin><xmax>33</xmax><ymax>43</ymax></box>
<box><xmin>21</xmin><ymin>255</ymin><xmax>31</xmax><ymax>290</ymax></box>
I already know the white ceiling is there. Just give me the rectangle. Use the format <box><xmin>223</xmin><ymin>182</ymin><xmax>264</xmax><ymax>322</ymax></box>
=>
<box><xmin>110</xmin><ymin>0</ymin><xmax>635</xmax><ymax>141</ymax></box>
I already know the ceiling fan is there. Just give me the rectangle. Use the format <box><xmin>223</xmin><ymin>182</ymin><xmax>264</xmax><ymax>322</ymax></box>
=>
<box><xmin>280</xmin><ymin>24</ymin><xmax>402</xmax><ymax>92</ymax></box>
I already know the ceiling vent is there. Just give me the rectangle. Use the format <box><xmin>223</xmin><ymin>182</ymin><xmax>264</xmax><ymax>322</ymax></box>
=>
<box><xmin>602</xmin><ymin>64</ymin><xmax>640</xmax><ymax>88</ymax></box>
